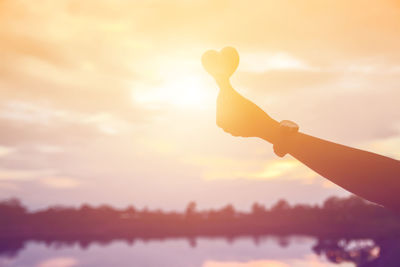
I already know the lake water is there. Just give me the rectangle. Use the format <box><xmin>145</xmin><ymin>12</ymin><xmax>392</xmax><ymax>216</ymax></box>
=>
<box><xmin>0</xmin><ymin>236</ymin><xmax>358</xmax><ymax>267</ymax></box>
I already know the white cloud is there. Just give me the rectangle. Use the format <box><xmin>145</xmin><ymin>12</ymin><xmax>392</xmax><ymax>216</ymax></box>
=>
<box><xmin>241</xmin><ymin>52</ymin><xmax>313</xmax><ymax>73</ymax></box>
<box><xmin>40</xmin><ymin>176</ymin><xmax>81</xmax><ymax>189</ymax></box>
<box><xmin>186</xmin><ymin>155</ymin><xmax>317</xmax><ymax>183</ymax></box>
<box><xmin>37</xmin><ymin>257</ymin><xmax>78</xmax><ymax>267</ymax></box>
<box><xmin>0</xmin><ymin>146</ymin><xmax>14</xmax><ymax>157</ymax></box>
<box><xmin>34</xmin><ymin>144</ymin><xmax>64</xmax><ymax>154</ymax></box>
<box><xmin>0</xmin><ymin>168</ymin><xmax>54</xmax><ymax>181</ymax></box>
<box><xmin>203</xmin><ymin>260</ymin><xmax>289</xmax><ymax>267</ymax></box>
<box><xmin>362</xmin><ymin>135</ymin><xmax>400</xmax><ymax>159</ymax></box>
<box><xmin>0</xmin><ymin>101</ymin><xmax>69</xmax><ymax>125</ymax></box>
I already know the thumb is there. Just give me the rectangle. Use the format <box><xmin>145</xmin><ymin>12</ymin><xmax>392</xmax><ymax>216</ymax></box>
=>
<box><xmin>201</xmin><ymin>50</ymin><xmax>229</xmax><ymax>81</ymax></box>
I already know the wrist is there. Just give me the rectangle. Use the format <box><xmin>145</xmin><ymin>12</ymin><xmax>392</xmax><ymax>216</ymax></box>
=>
<box><xmin>259</xmin><ymin>118</ymin><xmax>280</xmax><ymax>144</ymax></box>
<box><xmin>273</xmin><ymin>120</ymin><xmax>299</xmax><ymax>157</ymax></box>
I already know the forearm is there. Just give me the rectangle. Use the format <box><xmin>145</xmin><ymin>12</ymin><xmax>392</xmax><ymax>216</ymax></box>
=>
<box><xmin>206</xmin><ymin>47</ymin><xmax>400</xmax><ymax>211</ymax></box>
<box><xmin>285</xmin><ymin>132</ymin><xmax>400</xmax><ymax>211</ymax></box>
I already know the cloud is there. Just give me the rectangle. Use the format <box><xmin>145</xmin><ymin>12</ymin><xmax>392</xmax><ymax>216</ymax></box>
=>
<box><xmin>203</xmin><ymin>260</ymin><xmax>289</xmax><ymax>267</ymax></box>
<box><xmin>40</xmin><ymin>176</ymin><xmax>80</xmax><ymax>189</ymax></box>
<box><xmin>0</xmin><ymin>101</ymin><xmax>70</xmax><ymax>125</ymax></box>
<box><xmin>361</xmin><ymin>134</ymin><xmax>400</xmax><ymax>159</ymax></box>
<box><xmin>33</xmin><ymin>145</ymin><xmax>64</xmax><ymax>154</ymax></box>
<box><xmin>203</xmin><ymin>255</ymin><xmax>351</xmax><ymax>267</ymax></box>
<box><xmin>0</xmin><ymin>100</ymin><xmax>138</xmax><ymax>149</ymax></box>
<box><xmin>186</xmin><ymin>154</ymin><xmax>317</xmax><ymax>183</ymax></box>
<box><xmin>250</xmin><ymin>159</ymin><xmax>316</xmax><ymax>182</ymax></box>
<box><xmin>235</xmin><ymin>69</ymin><xmax>337</xmax><ymax>93</ymax></box>
<box><xmin>240</xmin><ymin>52</ymin><xmax>313</xmax><ymax>73</ymax></box>
<box><xmin>0</xmin><ymin>146</ymin><xmax>14</xmax><ymax>157</ymax></box>
<box><xmin>37</xmin><ymin>257</ymin><xmax>78</xmax><ymax>267</ymax></box>
<box><xmin>0</xmin><ymin>168</ymin><xmax>54</xmax><ymax>181</ymax></box>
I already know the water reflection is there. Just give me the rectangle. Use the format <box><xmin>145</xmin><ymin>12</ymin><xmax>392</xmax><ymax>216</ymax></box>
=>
<box><xmin>0</xmin><ymin>236</ymin><xmax>398</xmax><ymax>267</ymax></box>
<box><xmin>313</xmin><ymin>238</ymin><xmax>400</xmax><ymax>267</ymax></box>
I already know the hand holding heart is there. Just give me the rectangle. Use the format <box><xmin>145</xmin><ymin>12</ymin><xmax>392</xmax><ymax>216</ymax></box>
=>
<box><xmin>201</xmin><ymin>47</ymin><xmax>279</xmax><ymax>141</ymax></box>
<box><xmin>201</xmin><ymin>47</ymin><xmax>239</xmax><ymax>83</ymax></box>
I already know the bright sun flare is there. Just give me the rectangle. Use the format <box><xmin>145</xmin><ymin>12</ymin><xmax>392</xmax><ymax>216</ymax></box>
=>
<box><xmin>131</xmin><ymin>60</ymin><xmax>214</xmax><ymax>109</ymax></box>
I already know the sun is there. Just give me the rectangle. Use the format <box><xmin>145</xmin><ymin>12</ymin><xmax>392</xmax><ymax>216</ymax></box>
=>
<box><xmin>163</xmin><ymin>75</ymin><xmax>211</xmax><ymax>108</ymax></box>
<box><xmin>131</xmin><ymin>66</ymin><xmax>214</xmax><ymax>109</ymax></box>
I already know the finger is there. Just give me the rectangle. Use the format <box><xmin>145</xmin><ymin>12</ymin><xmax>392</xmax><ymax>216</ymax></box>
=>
<box><xmin>220</xmin><ymin>46</ymin><xmax>239</xmax><ymax>78</ymax></box>
<box><xmin>201</xmin><ymin>50</ymin><xmax>220</xmax><ymax>77</ymax></box>
<box><xmin>201</xmin><ymin>47</ymin><xmax>240</xmax><ymax>90</ymax></box>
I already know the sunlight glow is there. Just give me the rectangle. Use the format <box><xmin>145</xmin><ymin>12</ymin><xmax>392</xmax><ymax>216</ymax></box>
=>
<box><xmin>0</xmin><ymin>146</ymin><xmax>14</xmax><ymax>157</ymax></box>
<box><xmin>40</xmin><ymin>176</ymin><xmax>80</xmax><ymax>189</ymax></box>
<box><xmin>131</xmin><ymin>60</ymin><xmax>213</xmax><ymax>109</ymax></box>
<box><xmin>189</xmin><ymin>156</ymin><xmax>317</xmax><ymax>183</ymax></box>
<box><xmin>203</xmin><ymin>257</ymin><xmax>353</xmax><ymax>267</ymax></box>
<box><xmin>241</xmin><ymin>52</ymin><xmax>311</xmax><ymax>73</ymax></box>
<box><xmin>38</xmin><ymin>257</ymin><xmax>78</xmax><ymax>267</ymax></box>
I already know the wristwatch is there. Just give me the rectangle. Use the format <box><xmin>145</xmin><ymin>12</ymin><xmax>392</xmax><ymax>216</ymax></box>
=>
<box><xmin>273</xmin><ymin>120</ymin><xmax>299</xmax><ymax>157</ymax></box>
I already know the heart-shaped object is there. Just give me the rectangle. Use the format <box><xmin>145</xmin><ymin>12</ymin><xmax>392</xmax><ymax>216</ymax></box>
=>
<box><xmin>201</xmin><ymin>46</ymin><xmax>239</xmax><ymax>79</ymax></box>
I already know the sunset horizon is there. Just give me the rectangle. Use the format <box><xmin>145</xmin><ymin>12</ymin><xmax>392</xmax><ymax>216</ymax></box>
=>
<box><xmin>1</xmin><ymin>1</ymin><xmax>400</xmax><ymax>266</ymax></box>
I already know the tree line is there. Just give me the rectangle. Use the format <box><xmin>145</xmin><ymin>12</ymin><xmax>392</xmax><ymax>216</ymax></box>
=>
<box><xmin>0</xmin><ymin>195</ymin><xmax>399</xmax><ymax>240</ymax></box>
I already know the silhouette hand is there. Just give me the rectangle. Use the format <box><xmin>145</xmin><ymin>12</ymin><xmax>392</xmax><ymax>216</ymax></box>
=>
<box><xmin>202</xmin><ymin>47</ymin><xmax>279</xmax><ymax>141</ymax></box>
<box><xmin>215</xmin><ymin>82</ymin><xmax>276</xmax><ymax>138</ymax></box>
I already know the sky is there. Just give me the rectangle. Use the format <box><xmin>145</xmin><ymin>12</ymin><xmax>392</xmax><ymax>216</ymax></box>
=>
<box><xmin>1</xmin><ymin>0</ymin><xmax>400</xmax><ymax>211</ymax></box>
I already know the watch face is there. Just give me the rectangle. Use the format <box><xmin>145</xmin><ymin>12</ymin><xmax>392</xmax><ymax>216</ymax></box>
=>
<box><xmin>280</xmin><ymin>120</ymin><xmax>299</xmax><ymax>132</ymax></box>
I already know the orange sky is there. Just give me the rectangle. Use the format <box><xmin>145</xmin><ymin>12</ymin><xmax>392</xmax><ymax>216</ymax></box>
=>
<box><xmin>1</xmin><ymin>0</ymin><xmax>400</xmax><ymax>210</ymax></box>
